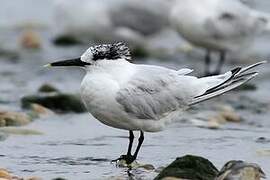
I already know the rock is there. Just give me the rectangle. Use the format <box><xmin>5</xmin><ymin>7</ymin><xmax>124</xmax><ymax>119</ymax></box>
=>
<box><xmin>0</xmin><ymin>111</ymin><xmax>32</xmax><ymax>127</ymax></box>
<box><xmin>190</xmin><ymin>113</ymin><xmax>223</xmax><ymax>129</ymax></box>
<box><xmin>0</xmin><ymin>48</ymin><xmax>19</xmax><ymax>60</ymax></box>
<box><xmin>216</xmin><ymin>160</ymin><xmax>265</xmax><ymax>180</ymax></box>
<box><xmin>255</xmin><ymin>137</ymin><xmax>270</xmax><ymax>144</ymax></box>
<box><xmin>38</xmin><ymin>84</ymin><xmax>59</xmax><ymax>93</ymax></box>
<box><xmin>53</xmin><ymin>35</ymin><xmax>82</xmax><ymax>46</ymax></box>
<box><xmin>20</xmin><ymin>30</ymin><xmax>41</xmax><ymax>49</ymax></box>
<box><xmin>208</xmin><ymin>114</ymin><xmax>227</xmax><ymax>124</ymax></box>
<box><xmin>256</xmin><ymin>149</ymin><xmax>270</xmax><ymax>156</ymax></box>
<box><xmin>21</xmin><ymin>92</ymin><xmax>86</xmax><ymax>113</ymax></box>
<box><xmin>0</xmin><ymin>127</ymin><xmax>43</xmax><ymax>135</ymax></box>
<box><xmin>138</xmin><ymin>164</ymin><xmax>155</xmax><ymax>171</ymax></box>
<box><xmin>207</xmin><ymin>119</ymin><xmax>221</xmax><ymax>130</ymax></box>
<box><xmin>29</xmin><ymin>103</ymin><xmax>54</xmax><ymax>118</ymax></box>
<box><xmin>217</xmin><ymin>105</ymin><xmax>241</xmax><ymax>123</ymax></box>
<box><xmin>0</xmin><ymin>169</ymin><xmax>12</xmax><ymax>179</ymax></box>
<box><xmin>116</xmin><ymin>159</ymin><xmax>139</xmax><ymax>168</ymax></box>
<box><xmin>154</xmin><ymin>155</ymin><xmax>219</xmax><ymax>180</ymax></box>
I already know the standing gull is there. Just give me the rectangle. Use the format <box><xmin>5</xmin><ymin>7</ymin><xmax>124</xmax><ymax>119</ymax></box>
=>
<box><xmin>45</xmin><ymin>42</ymin><xmax>265</xmax><ymax>164</ymax></box>
<box><xmin>170</xmin><ymin>0</ymin><xmax>270</xmax><ymax>75</ymax></box>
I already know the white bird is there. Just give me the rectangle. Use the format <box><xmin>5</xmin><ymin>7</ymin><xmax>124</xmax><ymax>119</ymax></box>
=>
<box><xmin>170</xmin><ymin>0</ymin><xmax>270</xmax><ymax>75</ymax></box>
<box><xmin>46</xmin><ymin>42</ymin><xmax>264</xmax><ymax>164</ymax></box>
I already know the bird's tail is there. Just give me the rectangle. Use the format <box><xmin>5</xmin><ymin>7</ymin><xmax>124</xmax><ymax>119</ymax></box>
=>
<box><xmin>189</xmin><ymin>61</ymin><xmax>266</xmax><ymax>105</ymax></box>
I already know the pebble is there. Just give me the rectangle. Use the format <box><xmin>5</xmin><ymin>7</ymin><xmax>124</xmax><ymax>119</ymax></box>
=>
<box><xmin>20</xmin><ymin>30</ymin><xmax>41</xmax><ymax>49</ymax></box>
<box><xmin>0</xmin><ymin>168</ymin><xmax>43</xmax><ymax>180</ymax></box>
<box><xmin>217</xmin><ymin>160</ymin><xmax>265</xmax><ymax>180</ymax></box>
<box><xmin>138</xmin><ymin>164</ymin><xmax>155</xmax><ymax>171</ymax></box>
<box><xmin>30</xmin><ymin>103</ymin><xmax>54</xmax><ymax>118</ymax></box>
<box><xmin>217</xmin><ymin>104</ymin><xmax>241</xmax><ymax>122</ymax></box>
<box><xmin>0</xmin><ymin>111</ymin><xmax>32</xmax><ymax>127</ymax></box>
<box><xmin>0</xmin><ymin>169</ymin><xmax>11</xmax><ymax>179</ymax></box>
<box><xmin>0</xmin><ymin>127</ymin><xmax>43</xmax><ymax>135</ymax></box>
<box><xmin>207</xmin><ymin>119</ymin><xmax>221</xmax><ymax>129</ymax></box>
<box><xmin>256</xmin><ymin>149</ymin><xmax>270</xmax><ymax>156</ymax></box>
<box><xmin>38</xmin><ymin>84</ymin><xmax>59</xmax><ymax>93</ymax></box>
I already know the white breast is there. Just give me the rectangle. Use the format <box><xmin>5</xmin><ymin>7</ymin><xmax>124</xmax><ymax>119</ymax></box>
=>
<box><xmin>80</xmin><ymin>60</ymin><xmax>137</xmax><ymax>130</ymax></box>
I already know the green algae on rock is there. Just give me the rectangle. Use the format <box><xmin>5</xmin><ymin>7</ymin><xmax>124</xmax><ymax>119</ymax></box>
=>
<box><xmin>21</xmin><ymin>93</ymin><xmax>86</xmax><ymax>113</ymax></box>
<box><xmin>154</xmin><ymin>155</ymin><xmax>218</xmax><ymax>180</ymax></box>
<box><xmin>38</xmin><ymin>84</ymin><xmax>59</xmax><ymax>93</ymax></box>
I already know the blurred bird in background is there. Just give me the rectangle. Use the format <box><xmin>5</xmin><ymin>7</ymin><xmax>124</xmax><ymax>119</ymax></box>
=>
<box><xmin>170</xmin><ymin>0</ymin><xmax>270</xmax><ymax>75</ymax></box>
<box><xmin>52</xmin><ymin>0</ymin><xmax>171</xmax><ymax>49</ymax></box>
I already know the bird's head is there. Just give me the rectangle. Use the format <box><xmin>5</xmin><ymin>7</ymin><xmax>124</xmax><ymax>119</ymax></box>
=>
<box><xmin>45</xmin><ymin>42</ymin><xmax>131</xmax><ymax>68</ymax></box>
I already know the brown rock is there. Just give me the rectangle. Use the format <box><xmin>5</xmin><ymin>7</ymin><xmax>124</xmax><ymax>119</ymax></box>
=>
<box><xmin>20</xmin><ymin>30</ymin><xmax>41</xmax><ymax>49</ymax></box>
<box><xmin>219</xmin><ymin>105</ymin><xmax>241</xmax><ymax>122</ymax></box>
<box><xmin>207</xmin><ymin>119</ymin><xmax>221</xmax><ymax>129</ymax></box>
<box><xmin>0</xmin><ymin>169</ymin><xmax>12</xmax><ymax>179</ymax></box>
<box><xmin>30</xmin><ymin>103</ymin><xmax>54</xmax><ymax>118</ymax></box>
<box><xmin>0</xmin><ymin>111</ymin><xmax>32</xmax><ymax>126</ymax></box>
<box><xmin>0</xmin><ymin>127</ymin><xmax>43</xmax><ymax>135</ymax></box>
<box><xmin>208</xmin><ymin>114</ymin><xmax>227</xmax><ymax>124</ymax></box>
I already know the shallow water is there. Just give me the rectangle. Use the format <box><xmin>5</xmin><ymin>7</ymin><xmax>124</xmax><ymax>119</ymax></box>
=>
<box><xmin>0</xmin><ymin>0</ymin><xmax>270</xmax><ymax>179</ymax></box>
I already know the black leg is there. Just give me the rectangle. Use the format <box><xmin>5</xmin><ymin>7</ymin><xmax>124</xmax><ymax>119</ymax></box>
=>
<box><xmin>205</xmin><ymin>50</ymin><xmax>211</xmax><ymax>76</ymax></box>
<box><xmin>112</xmin><ymin>131</ymin><xmax>144</xmax><ymax>165</ymax></box>
<box><xmin>133</xmin><ymin>131</ymin><xmax>144</xmax><ymax>160</ymax></box>
<box><xmin>214</xmin><ymin>51</ymin><xmax>226</xmax><ymax>75</ymax></box>
<box><xmin>127</xmin><ymin>130</ymin><xmax>134</xmax><ymax>156</ymax></box>
<box><xmin>112</xmin><ymin>131</ymin><xmax>135</xmax><ymax>164</ymax></box>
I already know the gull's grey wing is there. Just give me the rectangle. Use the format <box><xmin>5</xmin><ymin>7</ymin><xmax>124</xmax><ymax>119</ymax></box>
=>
<box><xmin>109</xmin><ymin>0</ymin><xmax>169</xmax><ymax>36</ymax></box>
<box><xmin>115</xmin><ymin>66</ymin><xmax>199</xmax><ymax>120</ymax></box>
<box><xmin>204</xmin><ymin>0</ymin><xmax>267</xmax><ymax>40</ymax></box>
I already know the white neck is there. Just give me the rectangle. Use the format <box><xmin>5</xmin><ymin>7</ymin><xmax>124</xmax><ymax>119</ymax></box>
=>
<box><xmin>84</xmin><ymin>59</ymin><xmax>135</xmax><ymax>84</ymax></box>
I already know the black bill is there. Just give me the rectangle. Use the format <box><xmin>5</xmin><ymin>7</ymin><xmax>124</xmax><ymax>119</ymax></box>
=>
<box><xmin>45</xmin><ymin>58</ymin><xmax>90</xmax><ymax>67</ymax></box>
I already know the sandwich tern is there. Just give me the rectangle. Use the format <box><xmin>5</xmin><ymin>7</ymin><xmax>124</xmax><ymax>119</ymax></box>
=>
<box><xmin>46</xmin><ymin>42</ymin><xmax>265</xmax><ymax>164</ymax></box>
<box><xmin>170</xmin><ymin>0</ymin><xmax>270</xmax><ymax>75</ymax></box>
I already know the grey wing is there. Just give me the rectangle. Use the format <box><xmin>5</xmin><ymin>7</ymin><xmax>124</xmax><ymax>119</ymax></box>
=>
<box><xmin>115</xmin><ymin>67</ymin><xmax>196</xmax><ymax>120</ymax></box>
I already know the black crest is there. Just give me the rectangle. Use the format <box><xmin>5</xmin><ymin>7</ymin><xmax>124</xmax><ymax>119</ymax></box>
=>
<box><xmin>90</xmin><ymin>42</ymin><xmax>131</xmax><ymax>61</ymax></box>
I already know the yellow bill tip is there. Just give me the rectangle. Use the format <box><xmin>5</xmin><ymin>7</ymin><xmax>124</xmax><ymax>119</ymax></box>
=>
<box><xmin>43</xmin><ymin>63</ymin><xmax>52</xmax><ymax>68</ymax></box>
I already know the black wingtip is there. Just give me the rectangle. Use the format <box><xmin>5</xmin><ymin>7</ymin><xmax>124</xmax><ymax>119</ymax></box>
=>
<box><xmin>231</xmin><ymin>67</ymin><xmax>242</xmax><ymax>76</ymax></box>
